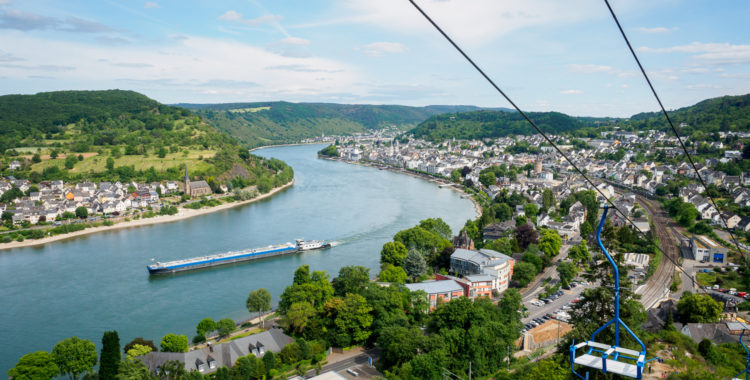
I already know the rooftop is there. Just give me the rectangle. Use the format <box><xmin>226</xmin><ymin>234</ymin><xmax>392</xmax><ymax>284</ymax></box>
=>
<box><xmin>405</xmin><ymin>279</ymin><xmax>464</xmax><ymax>294</ymax></box>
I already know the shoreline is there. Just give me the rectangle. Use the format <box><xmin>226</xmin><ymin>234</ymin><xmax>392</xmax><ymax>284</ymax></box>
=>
<box><xmin>0</xmin><ymin>180</ymin><xmax>295</xmax><ymax>251</ymax></box>
<box><xmin>249</xmin><ymin>142</ymin><xmax>324</xmax><ymax>152</ymax></box>
<box><xmin>322</xmin><ymin>156</ymin><xmax>482</xmax><ymax>218</ymax></box>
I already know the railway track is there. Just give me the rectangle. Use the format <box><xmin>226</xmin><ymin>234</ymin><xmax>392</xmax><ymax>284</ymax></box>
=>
<box><xmin>636</xmin><ymin>196</ymin><xmax>678</xmax><ymax>309</ymax></box>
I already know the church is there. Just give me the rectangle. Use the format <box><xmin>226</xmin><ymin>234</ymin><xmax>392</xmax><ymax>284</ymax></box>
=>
<box><xmin>184</xmin><ymin>164</ymin><xmax>212</xmax><ymax>198</ymax></box>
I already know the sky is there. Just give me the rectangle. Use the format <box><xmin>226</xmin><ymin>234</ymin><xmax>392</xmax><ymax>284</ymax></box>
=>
<box><xmin>0</xmin><ymin>0</ymin><xmax>749</xmax><ymax>117</ymax></box>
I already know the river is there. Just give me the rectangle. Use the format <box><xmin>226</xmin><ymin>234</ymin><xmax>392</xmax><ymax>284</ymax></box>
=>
<box><xmin>0</xmin><ymin>144</ymin><xmax>476</xmax><ymax>373</ymax></box>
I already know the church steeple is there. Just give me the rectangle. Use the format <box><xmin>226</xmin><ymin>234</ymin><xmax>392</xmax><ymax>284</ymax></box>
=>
<box><xmin>184</xmin><ymin>164</ymin><xmax>191</xmax><ymax>196</ymax></box>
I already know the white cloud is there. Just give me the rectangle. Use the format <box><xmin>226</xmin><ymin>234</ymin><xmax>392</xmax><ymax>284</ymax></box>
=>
<box><xmin>218</xmin><ymin>11</ymin><xmax>281</xmax><ymax>27</ymax></box>
<box><xmin>0</xmin><ymin>32</ymin><xmax>360</xmax><ymax>102</ymax></box>
<box><xmin>362</xmin><ymin>42</ymin><xmax>408</xmax><ymax>57</ymax></box>
<box><xmin>296</xmin><ymin>0</ymin><xmax>601</xmax><ymax>47</ymax></box>
<box><xmin>144</xmin><ymin>2</ymin><xmax>160</xmax><ymax>9</ymax></box>
<box><xmin>638</xmin><ymin>42</ymin><xmax>750</xmax><ymax>65</ymax></box>
<box><xmin>635</xmin><ymin>26</ymin><xmax>675</xmax><ymax>34</ymax></box>
<box><xmin>560</xmin><ymin>89</ymin><xmax>583</xmax><ymax>95</ymax></box>
<box><xmin>566</xmin><ymin>64</ymin><xmax>612</xmax><ymax>73</ymax></box>
<box><xmin>280</xmin><ymin>37</ymin><xmax>309</xmax><ymax>45</ymax></box>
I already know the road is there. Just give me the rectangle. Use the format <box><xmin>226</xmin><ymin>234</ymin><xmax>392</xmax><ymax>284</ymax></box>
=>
<box><xmin>305</xmin><ymin>350</ymin><xmax>381</xmax><ymax>379</ymax></box>
<box><xmin>521</xmin><ymin>245</ymin><xmax>571</xmax><ymax>302</ymax></box>
<box><xmin>636</xmin><ymin>196</ymin><xmax>678</xmax><ymax>309</ymax></box>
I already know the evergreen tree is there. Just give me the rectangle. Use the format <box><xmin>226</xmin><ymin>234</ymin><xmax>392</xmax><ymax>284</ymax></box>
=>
<box><xmin>99</xmin><ymin>331</ymin><xmax>120</xmax><ymax>380</ymax></box>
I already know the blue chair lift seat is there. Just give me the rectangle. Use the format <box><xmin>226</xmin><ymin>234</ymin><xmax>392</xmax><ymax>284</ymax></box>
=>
<box><xmin>570</xmin><ymin>206</ymin><xmax>655</xmax><ymax>380</ymax></box>
<box><xmin>572</xmin><ymin>341</ymin><xmax>644</xmax><ymax>378</ymax></box>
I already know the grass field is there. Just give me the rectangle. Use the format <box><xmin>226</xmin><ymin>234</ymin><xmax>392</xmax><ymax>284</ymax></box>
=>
<box><xmin>30</xmin><ymin>148</ymin><xmax>216</xmax><ymax>173</ymax></box>
<box><xmin>697</xmin><ymin>270</ymin><xmax>745</xmax><ymax>290</ymax></box>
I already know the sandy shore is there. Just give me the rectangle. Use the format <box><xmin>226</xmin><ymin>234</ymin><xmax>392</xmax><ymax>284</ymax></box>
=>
<box><xmin>0</xmin><ymin>180</ymin><xmax>295</xmax><ymax>251</ymax></box>
<box><xmin>323</xmin><ymin>157</ymin><xmax>482</xmax><ymax>218</ymax></box>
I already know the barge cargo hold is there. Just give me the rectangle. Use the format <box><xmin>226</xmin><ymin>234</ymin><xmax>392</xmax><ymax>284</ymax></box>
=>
<box><xmin>147</xmin><ymin>239</ymin><xmax>331</xmax><ymax>274</ymax></box>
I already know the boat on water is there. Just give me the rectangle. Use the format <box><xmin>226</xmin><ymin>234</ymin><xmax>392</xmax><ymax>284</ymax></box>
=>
<box><xmin>147</xmin><ymin>239</ymin><xmax>332</xmax><ymax>274</ymax></box>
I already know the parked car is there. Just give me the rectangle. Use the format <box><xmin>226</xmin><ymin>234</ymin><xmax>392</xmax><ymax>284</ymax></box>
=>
<box><xmin>713</xmin><ymin>284</ymin><xmax>720</xmax><ymax>290</ymax></box>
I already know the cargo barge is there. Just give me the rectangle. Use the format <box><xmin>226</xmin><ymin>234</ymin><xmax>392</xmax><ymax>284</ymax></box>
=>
<box><xmin>147</xmin><ymin>239</ymin><xmax>331</xmax><ymax>274</ymax></box>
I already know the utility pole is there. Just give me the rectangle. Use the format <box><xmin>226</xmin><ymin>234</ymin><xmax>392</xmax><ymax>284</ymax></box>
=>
<box><xmin>469</xmin><ymin>361</ymin><xmax>471</xmax><ymax>380</ymax></box>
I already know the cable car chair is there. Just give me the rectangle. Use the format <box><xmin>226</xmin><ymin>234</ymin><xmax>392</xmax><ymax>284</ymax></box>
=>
<box><xmin>570</xmin><ymin>206</ymin><xmax>657</xmax><ymax>379</ymax></box>
<box><xmin>735</xmin><ymin>330</ymin><xmax>750</xmax><ymax>380</ymax></box>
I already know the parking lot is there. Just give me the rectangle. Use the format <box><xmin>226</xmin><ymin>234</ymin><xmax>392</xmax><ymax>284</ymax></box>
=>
<box><xmin>521</xmin><ymin>281</ymin><xmax>591</xmax><ymax>333</ymax></box>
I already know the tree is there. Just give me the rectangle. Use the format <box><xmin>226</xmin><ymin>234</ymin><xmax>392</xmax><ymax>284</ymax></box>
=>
<box><xmin>216</xmin><ymin>318</ymin><xmax>236</xmax><ymax>337</ymax></box>
<box><xmin>160</xmin><ymin>334</ymin><xmax>188</xmax><ymax>353</ymax></box>
<box><xmin>523</xmin><ymin>203</ymin><xmax>538</xmax><ymax>218</ymax></box>
<box><xmin>32</xmin><ymin>153</ymin><xmax>42</xmax><ymax>163</ymax></box>
<box><xmin>262</xmin><ymin>351</ymin><xmax>277</xmax><ymax>376</ymax></box>
<box><xmin>557</xmin><ymin>261</ymin><xmax>578</xmax><ymax>288</ymax></box>
<box><xmin>333</xmin><ymin>266</ymin><xmax>370</xmax><ymax>297</ymax></box>
<box><xmin>542</xmin><ymin>188</ymin><xmax>555</xmax><ymax>212</ymax></box>
<box><xmin>394</xmin><ymin>226</ymin><xmax>448</xmax><ymax>254</ymax></box>
<box><xmin>512</xmin><ymin>262</ymin><xmax>537</xmax><ymax>287</ymax></box>
<box><xmin>479</xmin><ymin>171</ymin><xmax>496</xmax><ymax>187</ymax></box>
<box><xmin>418</xmin><ymin>218</ymin><xmax>452</xmax><ymax>239</ymax></box>
<box><xmin>380</xmin><ymin>241</ymin><xmax>408</xmax><ymax>266</ymax></box>
<box><xmin>522</xmin><ymin>251</ymin><xmax>543</xmax><ymax>273</ymax></box>
<box><xmin>514</xmin><ymin>223</ymin><xmax>538</xmax><ymax>251</ymax></box>
<box><xmin>157</xmin><ymin>146</ymin><xmax>168</xmax><ymax>158</ymax></box>
<box><xmin>285</xmin><ymin>301</ymin><xmax>316</xmax><ymax>334</ymax></box>
<box><xmin>379</xmin><ymin>264</ymin><xmax>408</xmax><ymax>283</ymax></box>
<box><xmin>157</xmin><ymin>360</ymin><xmax>186</xmax><ymax>380</ymax></box>
<box><xmin>75</xmin><ymin>206</ymin><xmax>88</xmax><ymax>219</ymax></box>
<box><xmin>538</xmin><ymin>229</ymin><xmax>562</xmax><ymax>257</ymax></box>
<box><xmin>64</xmin><ymin>155</ymin><xmax>77</xmax><ymax>169</ymax></box>
<box><xmin>293</xmin><ymin>265</ymin><xmax>311</xmax><ymax>285</ymax></box>
<box><xmin>450</xmin><ymin>169</ymin><xmax>461</xmax><ymax>183</ymax></box>
<box><xmin>123</xmin><ymin>338</ymin><xmax>156</xmax><ymax>354</ymax></box>
<box><xmin>51</xmin><ymin>336</ymin><xmax>98</xmax><ymax>380</ymax></box>
<box><xmin>99</xmin><ymin>331</ymin><xmax>120</xmax><ymax>380</ymax></box>
<box><xmin>116</xmin><ymin>357</ymin><xmax>156</xmax><ymax>380</ymax></box>
<box><xmin>196</xmin><ymin>318</ymin><xmax>216</xmax><ymax>338</ymax></box>
<box><xmin>494</xmin><ymin>203</ymin><xmax>513</xmax><ymax>221</ymax></box>
<box><xmin>125</xmin><ymin>344</ymin><xmax>152</xmax><ymax>359</ymax></box>
<box><xmin>246</xmin><ymin>288</ymin><xmax>272</xmax><ymax>328</ymax></box>
<box><xmin>403</xmin><ymin>249</ymin><xmax>427</xmax><ymax>280</ymax></box>
<box><xmin>233</xmin><ymin>355</ymin><xmax>264</xmax><ymax>379</ymax></box>
<box><xmin>50</xmin><ymin>150</ymin><xmax>58</xmax><ymax>159</ymax></box>
<box><xmin>568</xmin><ymin>242</ymin><xmax>591</xmax><ymax>264</ymax></box>
<box><xmin>324</xmin><ymin>293</ymin><xmax>374</xmax><ymax>346</ymax></box>
<box><xmin>8</xmin><ymin>351</ymin><xmax>59</xmax><ymax>380</ymax></box>
<box><xmin>106</xmin><ymin>157</ymin><xmax>115</xmax><ymax>171</ymax></box>
<box><xmin>677</xmin><ymin>292</ymin><xmax>722</xmax><ymax>323</ymax></box>
<box><xmin>519</xmin><ymin>359</ymin><xmax>568</xmax><ymax>380</ymax></box>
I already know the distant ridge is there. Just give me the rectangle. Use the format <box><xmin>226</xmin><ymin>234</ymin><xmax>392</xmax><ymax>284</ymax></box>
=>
<box><xmin>175</xmin><ymin>101</ymin><xmax>512</xmax><ymax>148</ymax></box>
<box><xmin>408</xmin><ymin>93</ymin><xmax>750</xmax><ymax>141</ymax></box>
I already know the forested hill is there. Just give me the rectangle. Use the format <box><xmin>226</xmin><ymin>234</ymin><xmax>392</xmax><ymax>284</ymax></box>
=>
<box><xmin>0</xmin><ymin>90</ymin><xmax>291</xmax><ymax>185</ymax></box>
<box><xmin>626</xmin><ymin>93</ymin><xmax>750</xmax><ymax>135</ymax></box>
<box><xmin>409</xmin><ymin>110</ymin><xmax>600</xmax><ymax>142</ymax></box>
<box><xmin>176</xmin><ymin>101</ymin><xmax>511</xmax><ymax>148</ymax></box>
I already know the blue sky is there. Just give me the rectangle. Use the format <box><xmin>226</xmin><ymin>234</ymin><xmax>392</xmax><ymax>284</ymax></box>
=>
<box><xmin>0</xmin><ymin>0</ymin><xmax>748</xmax><ymax>117</ymax></box>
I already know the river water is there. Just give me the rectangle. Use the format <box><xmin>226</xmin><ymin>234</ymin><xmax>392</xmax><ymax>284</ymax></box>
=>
<box><xmin>0</xmin><ymin>144</ymin><xmax>476</xmax><ymax>373</ymax></box>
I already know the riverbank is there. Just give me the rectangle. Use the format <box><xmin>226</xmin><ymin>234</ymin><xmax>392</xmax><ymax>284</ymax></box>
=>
<box><xmin>249</xmin><ymin>142</ymin><xmax>323</xmax><ymax>152</ymax></box>
<box><xmin>322</xmin><ymin>156</ymin><xmax>482</xmax><ymax>218</ymax></box>
<box><xmin>0</xmin><ymin>180</ymin><xmax>295</xmax><ymax>251</ymax></box>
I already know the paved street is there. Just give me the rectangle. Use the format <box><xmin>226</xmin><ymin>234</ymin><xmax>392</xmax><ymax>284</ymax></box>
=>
<box><xmin>521</xmin><ymin>245</ymin><xmax>571</xmax><ymax>302</ymax></box>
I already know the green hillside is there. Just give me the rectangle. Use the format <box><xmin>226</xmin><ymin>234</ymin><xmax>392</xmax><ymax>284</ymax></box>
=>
<box><xmin>626</xmin><ymin>93</ymin><xmax>750</xmax><ymax>136</ymax></box>
<box><xmin>0</xmin><ymin>90</ymin><xmax>291</xmax><ymax>185</ymax></box>
<box><xmin>409</xmin><ymin>110</ymin><xmax>599</xmax><ymax>142</ymax></box>
<box><xmin>178</xmin><ymin>101</ymin><xmax>507</xmax><ymax>148</ymax></box>
<box><xmin>409</xmin><ymin>94</ymin><xmax>750</xmax><ymax>142</ymax></box>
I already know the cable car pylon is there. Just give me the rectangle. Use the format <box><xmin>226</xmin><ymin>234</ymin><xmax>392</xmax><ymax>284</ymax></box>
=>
<box><xmin>735</xmin><ymin>330</ymin><xmax>750</xmax><ymax>380</ymax></box>
<box><xmin>570</xmin><ymin>206</ymin><xmax>658</xmax><ymax>379</ymax></box>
